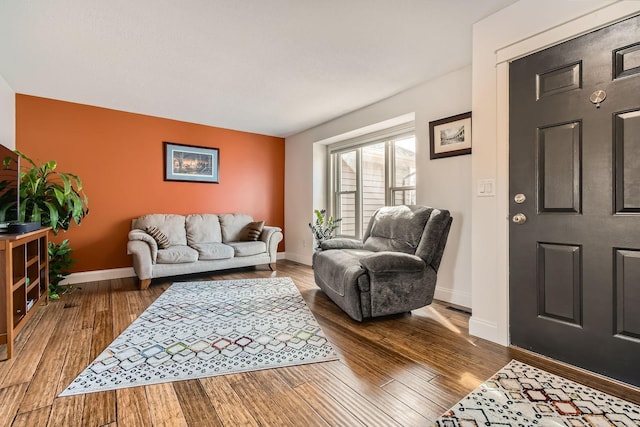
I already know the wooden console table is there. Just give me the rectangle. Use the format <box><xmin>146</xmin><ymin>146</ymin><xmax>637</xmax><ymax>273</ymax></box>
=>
<box><xmin>0</xmin><ymin>227</ymin><xmax>51</xmax><ymax>359</ymax></box>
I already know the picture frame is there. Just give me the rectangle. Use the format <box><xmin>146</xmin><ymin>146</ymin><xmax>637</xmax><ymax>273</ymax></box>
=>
<box><xmin>429</xmin><ymin>112</ymin><xmax>472</xmax><ymax>159</ymax></box>
<box><xmin>164</xmin><ymin>141</ymin><xmax>219</xmax><ymax>183</ymax></box>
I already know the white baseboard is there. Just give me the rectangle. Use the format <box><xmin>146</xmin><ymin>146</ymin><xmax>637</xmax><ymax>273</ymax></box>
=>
<box><xmin>434</xmin><ymin>287</ymin><xmax>472</xmax><ymax>309</ymax></box>
<box><xmin>60</xmin><ymin>267</ymin><xmax>136</xmax><ymax>285</ymax></box>
<box><xmin>60</xmin><ymin>252</ymin><xmax>288</xmax><ymax>285</ymax></box>
<box><xmin>283</xmin><ymin>252</ymin><xmax>312</xmax><ymax>266</ymax></box>
<box><xmin>469</xmin><ymin>316</ymin><xmax>509</xmax><ymax>346</ymax></box>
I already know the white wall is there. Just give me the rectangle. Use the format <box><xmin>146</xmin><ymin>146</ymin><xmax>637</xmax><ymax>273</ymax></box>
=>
<box><xmin>285</xmin><ymin>66</ymin><xmax>473</xmax><ymax>308</ymax></box>
<box><xmin>0</xmin><ymin>74</ymin><xmax>15</xmax><ymax>149</ymax></box>
<box><xmin>286</xmin><ymin>0</ymin><xmax>640</xmax><ymax>334</ymax></box>
<box><xmin>470</xmin><ymin>0</ymin><xmax>640</xmax><ymax>345</ymax></box>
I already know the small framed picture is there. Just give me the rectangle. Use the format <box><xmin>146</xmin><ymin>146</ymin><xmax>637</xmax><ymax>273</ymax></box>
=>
<box><xmin>429</xmin><ymin>112</ymin><xmax>472</xmax><ymax>159</ymax></box>
<box><xmin>164</xmin><ymin>142</ymin><xmax>219</xmax><ymax>183</ymax></box>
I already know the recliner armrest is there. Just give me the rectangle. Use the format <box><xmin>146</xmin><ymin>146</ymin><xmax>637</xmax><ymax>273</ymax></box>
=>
<box><xmin>360</xmin><ymin>251</ymin><xmax>425</xmax><ymax>273</ymax></box>
<box><xmin>320</xmin><ymin>238</ymin><xmax>364</xmax><ymax>250</ymax></box>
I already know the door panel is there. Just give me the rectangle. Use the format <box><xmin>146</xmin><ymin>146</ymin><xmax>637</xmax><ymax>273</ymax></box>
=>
<box><xmin>614</xmin><ymin>249</ymin><xmax>640</xmax><ymax>339</ymax></box>
<box><xmin>509</xmin><ymin>14</ymin><xmax>640</xmax><ymax>386</ymax></box>
<box><xmin>613</xmin><ymin>42</ymin><xmax>640</xmax><ymax>79</ymax></box>
<box><xmin>536</xmin><ymin>61</ymin><xmax>582</xmax><ymax>99</ymax></box>
<box><xmin>537</xmin><ymin>122</ymin><xmax>581</xmax><ymax>213</ymax></box>
<box><xmin>537</xmin><ymin>243</ymin><xmax>582</xmax><ymax>325</ymax></box>
<box><xmin>615</xmin><ymin>109</ymin><xmax>640</xmax><ymax>212</ymax></box>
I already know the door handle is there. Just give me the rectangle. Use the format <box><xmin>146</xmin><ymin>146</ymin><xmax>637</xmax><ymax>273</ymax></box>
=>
<box><xmin>512</xmin><ymin>213</ymin><xmax>527</xmax><ymax>224</ymax></box>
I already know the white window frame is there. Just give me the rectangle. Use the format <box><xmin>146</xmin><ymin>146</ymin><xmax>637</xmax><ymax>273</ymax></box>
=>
<box><xmin>328</xmin><ymin>123</ymin><xmax>415</xmax><ymax>239</ymax></box>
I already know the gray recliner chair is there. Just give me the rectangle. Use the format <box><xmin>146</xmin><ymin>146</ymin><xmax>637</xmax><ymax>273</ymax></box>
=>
<box><xmin>312</xmin><ymin>205</ymin><xmax>452</xmax><ymax>321</ymax></box>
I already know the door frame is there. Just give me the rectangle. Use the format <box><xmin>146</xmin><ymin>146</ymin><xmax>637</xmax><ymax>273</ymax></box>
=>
<box><xmin>469</xmin><ymin>1</ymin><xmax>640</xmax><ymax>346</ymax></box>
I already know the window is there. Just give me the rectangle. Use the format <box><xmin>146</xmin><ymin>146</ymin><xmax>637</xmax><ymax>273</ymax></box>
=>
<box><xmin>391</xmin><ymin>136</ymin><xmax>417</xmax><ymax>206</ymax></box>
<box><xmin>330</xmin><ymin>131</ymin><xmax>416</xmax><ymax>238</ymax></box>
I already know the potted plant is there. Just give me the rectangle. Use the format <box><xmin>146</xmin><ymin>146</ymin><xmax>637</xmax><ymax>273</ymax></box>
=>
<box><xmin>308</xmin><ymin>209</ymin><xmax>341</xmax><ymax>250</ymax></box>
<box><xmin>16</xmin><ymin>151</ymin><xmax>89</xmax><ymax>299</ymax></box>
<box><xmin>48</xmin><ymin>239</ymin><xmax>76</xmax><ymax>296</ymax></box>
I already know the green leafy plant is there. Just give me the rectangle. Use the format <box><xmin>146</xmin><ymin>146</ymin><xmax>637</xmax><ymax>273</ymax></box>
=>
<box><xmin>0</xmin><ymin>154</ymin><xmax>20</xmax><ymax>221</ymax></box>
<box><xmin>16</xmin><ymin>151</ymin><xmax>89</xmax><ymax>298</ymax></box>
<box><xmin>308</xmin><ymin>209</ymin><xmax>341</xmax><ymax>248</ymax></box>
<box><xmin>16</xmin><ymin>150</ymin><xmax>89</xmax><ymax>232</ymax></box>
<box><xmin>48</xmin><ymin>239</ymin><xmax>75</xmax><ymax>299</ymax></box>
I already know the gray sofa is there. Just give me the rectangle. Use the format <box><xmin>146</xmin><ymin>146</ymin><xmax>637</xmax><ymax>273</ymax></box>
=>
<box><xmin>313</xmin><ymin>205</ymin><xmax>452</xmax><ymax>321</ymax></box>
<box><xmin>127</xmin><ymin>213</ymin><xmax>283</xmax><ymax>289</ymax></box>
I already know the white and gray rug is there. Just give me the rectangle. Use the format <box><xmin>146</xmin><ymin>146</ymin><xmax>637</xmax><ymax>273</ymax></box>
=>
<box><xmin>60</xmin><ymin>277</ymin><xmax>338</xmax><ymax>396</ymax></box>
<box><xmin>434</xmin><ymin>359</ymin><xmax>640</xmax><ymax>426</ymax></box>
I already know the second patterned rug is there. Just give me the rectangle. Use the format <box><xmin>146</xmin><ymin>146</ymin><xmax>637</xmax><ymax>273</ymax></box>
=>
<box><xmin>434</xmin><ymin>359</ymin><xmax>640</xmax><ymax>426</ymax></box>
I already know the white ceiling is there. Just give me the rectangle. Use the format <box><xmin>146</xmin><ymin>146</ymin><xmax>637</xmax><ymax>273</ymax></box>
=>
<box><xmin>0</xmin><ymin>0</ymin><xmax>517</xmax><ymax>137</ymax></box>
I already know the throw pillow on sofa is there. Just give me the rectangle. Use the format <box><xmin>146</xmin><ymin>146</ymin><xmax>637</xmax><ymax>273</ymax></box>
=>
<box><xmin>146</xmin><ymin>226</ymin><xmax>170</xmax><ymax>249</ymax></box>
<box><xmin>242</xmin><ymin>221</ymin><xmax>264</xmax><ymax>241</ymax></box>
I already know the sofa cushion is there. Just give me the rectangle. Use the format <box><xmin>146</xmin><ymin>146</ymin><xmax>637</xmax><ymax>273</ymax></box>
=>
<box><xmin>190</xmin><ymin>242</ymin><xmax>235</xmax><ymax>260</ymax></box>
<box><xmin>219</xmin><ymin>213</ymin><xmax>254</xmax><ymax>242</ymax></box>
<box><xmin>133</xmin><ymin>214</ymin><xmax>187</xmax><ymax>246</ymax></box>
<box><xmin>363</xmin><ymin>205</ymin><xmax>432</xmax><ymax>254</ymax></box>
<box><xmin>185</xmin><ymin>214</ymin><xmax>223</xmax><ymax>245</ymax></box>
<box><xmin>242</xmin><ymin>220</ymin><xmax>264</xmax><ymax>241</ymax></box>
<box><xmin>145</xmin><ymin>226</ymin><xmax>170</xmax><ymax>249</ymax></box>
<box><xmin>156</xmin><ymin>245</ymin><xmax>199</xmax><ymax>264</ymax></box>
<box><xmin>226</xmin><ymin>241</ymin><xmax>267</xmax><ymax>257</ymax></box>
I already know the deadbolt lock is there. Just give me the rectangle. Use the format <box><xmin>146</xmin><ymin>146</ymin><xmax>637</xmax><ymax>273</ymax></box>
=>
<box><xmin>514</xmin><ymin>194</ymin><xmax>526</xmax><ymax>204</ymax></box>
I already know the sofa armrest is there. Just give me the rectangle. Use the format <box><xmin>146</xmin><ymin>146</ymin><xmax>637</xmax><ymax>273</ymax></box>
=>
<box><xmin>360</xmin><ymin>251</ymin><xmax>425</xmax><ymax>273</ymax></box>
<box><xmin>128</xmin><ymin>229</ymin><xmax>158</xmax><ymax>263</ymax></box>
<box><xmin>127</xmin><ymin>240</ymin><xmax>154</xmax><ymax>282</ymax></box>
<box><xmin>320</xmin><ymin>238</ymin><xmax>364</xmax><ymax>250</ymax></box>
<box><xmin>260</xmin><ymin>226</ymin><xmax>283</xmax><ymax>262</ymax></box>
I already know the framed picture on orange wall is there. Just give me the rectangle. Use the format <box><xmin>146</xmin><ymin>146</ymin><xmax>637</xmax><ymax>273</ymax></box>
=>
<box><xmin>163</xmin><ymin>141</ymin><xmax>219</xmax><ymax>183</ymax></box>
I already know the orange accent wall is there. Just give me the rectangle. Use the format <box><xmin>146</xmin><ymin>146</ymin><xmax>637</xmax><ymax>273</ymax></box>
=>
<box><xmin>16</xmin><ymin>94</ymin><xmax>285</xmax><ymax>273</ymax></box>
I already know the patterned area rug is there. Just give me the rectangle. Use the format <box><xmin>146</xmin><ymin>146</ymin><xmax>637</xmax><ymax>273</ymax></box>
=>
<box><xmin>60</xmin><ymin>277</ymin><xmax>338</xmax><ymax>396</ymax></box>
<box><xmin>434</xmin><ymin>360</ymin><xmax>640</xmax><ymax>426</ymax></box>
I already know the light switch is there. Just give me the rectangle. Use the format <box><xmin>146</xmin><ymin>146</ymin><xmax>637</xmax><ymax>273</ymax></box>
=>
<box><xmin>477</xmin><ymin>179</ymin><xmax>496</xmax><ymax>197</ymax></box>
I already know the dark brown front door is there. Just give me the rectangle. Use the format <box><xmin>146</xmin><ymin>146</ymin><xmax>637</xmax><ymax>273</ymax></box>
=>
<box><xmin>509</xmin><ymin>15</ymin><xmax>640</xmax><ymax>387</ymax></box>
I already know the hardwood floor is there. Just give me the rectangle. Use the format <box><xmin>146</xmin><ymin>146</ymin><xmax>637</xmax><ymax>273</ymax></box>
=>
<box><xmin>1</xmin><ymin>260</ymin><xmax>638</xmax><ymax>426</ymax></box>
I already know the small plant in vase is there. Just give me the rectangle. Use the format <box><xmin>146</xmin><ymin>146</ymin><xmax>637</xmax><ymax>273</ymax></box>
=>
<box><xmin>308</xmin><ymin>209</ymin><xmax>341</xmax><ymax>250</ymax></box>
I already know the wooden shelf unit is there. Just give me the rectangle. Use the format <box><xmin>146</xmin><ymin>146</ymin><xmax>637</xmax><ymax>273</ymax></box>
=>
<box><xmin>0</xmin><ymin>227</ymin><xmax>51</xmax><ymax>359</ymax></box>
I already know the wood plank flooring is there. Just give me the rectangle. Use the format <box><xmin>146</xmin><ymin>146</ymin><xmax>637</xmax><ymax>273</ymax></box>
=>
<box><xmin>1</xmin><ymin>260</ymin><xmax>638</xmax><ymax>426</ymax></box>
